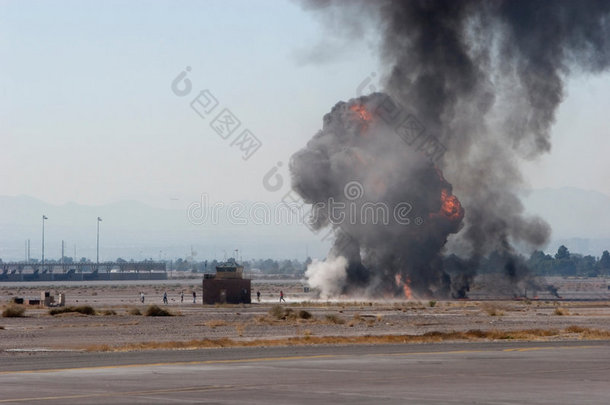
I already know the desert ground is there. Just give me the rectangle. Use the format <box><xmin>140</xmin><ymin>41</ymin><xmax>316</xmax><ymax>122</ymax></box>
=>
<box><xmin>1</xmin><ymin>278</ymin><xmax>610</xmax><ymax>353</ymax></box>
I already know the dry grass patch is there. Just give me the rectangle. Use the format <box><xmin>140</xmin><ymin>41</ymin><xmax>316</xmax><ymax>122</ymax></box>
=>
<box><xmin>2</xmin><ymin>304</ymin><xmax>26</xmax><ymax>318</ymax></box>
<box><xmin>324</xmin><ymin>314</ymin><xmax>345</xmax><ymax>324</ymax></box>
<box><xmin>269</xmin><ymin>304</ymin><xmax>286</xmax><ymax>319</ymax></box>
<box><xmin>266</xmin><ymin>305</ymin><xmax>313</xmax><ymax>321</ymax></box>
<box><xmin>127</xmin><ymin>307</ymin><xmax>142</xmax><ymax>316</ymax></box>
<box><xmin>348</xmin><ymin>313</ymin><xmax>363</xmax><ymax>327</ymax></box>
<box><xmin>49</xmin><ymin>305</ymin><xmax>95</xmax><ymax>316</ymax></box>
<box><xmin>144</xmin><ymin>305</ymin><xmax>173</xmax><ymax>317</ymax></box>
<box><xmin>298</xmin><ymin>310</ymin><xmax>313</xmax><ymax>320</ymax></box>
<box><xmin>565</xmin><ymin>325</ymin><xmax>610</xmax><ymax>339</ymax></box>
<box><xmin>84</xmin><ymin>326</ymin><xmax>610</xmax><ymax>352</ymax></box>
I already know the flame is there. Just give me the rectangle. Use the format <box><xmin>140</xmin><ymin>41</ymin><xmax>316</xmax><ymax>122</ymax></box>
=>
<box><xmin>394</xmin><ymin>274</ymin><xmax>413</xmax><ymax>300</ymax></box>
<box><xmin>440</xmin><ymin>189</ymin><xmax>462</xmax><ymax>219</ymax></box>
<box><xmin>434</xmin><ymin>189</ymin><xmax>463</xmax><ymax>221</ymax></box>
<box><xmin>350</xmin><ymin>104</ymin><xmax>373</xmax><ymax>122</ymax></box>
<box><xmin>402</xmin><ymin>280</ymin><xmax>413</xmax><ymax>300</ymax></box>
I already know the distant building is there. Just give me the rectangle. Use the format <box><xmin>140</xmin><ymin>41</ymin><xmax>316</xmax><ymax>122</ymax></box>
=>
<box><xmin>201</xmin><ymin>259</ymin><xmax>251</xmax><ymax>304</ymax></box>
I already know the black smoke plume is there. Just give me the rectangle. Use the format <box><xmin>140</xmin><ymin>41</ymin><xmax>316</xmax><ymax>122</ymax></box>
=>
<box><xmin>292</xmin><ymin>0</ymin><xmax>610</xmax><ymax>298</ymax></box>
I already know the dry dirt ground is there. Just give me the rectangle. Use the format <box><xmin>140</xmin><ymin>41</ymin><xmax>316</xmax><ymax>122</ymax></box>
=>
<box><xmin>1</xmin><ymin>280</ymin><xmax>610</xmax><ymax>352</ymax></box>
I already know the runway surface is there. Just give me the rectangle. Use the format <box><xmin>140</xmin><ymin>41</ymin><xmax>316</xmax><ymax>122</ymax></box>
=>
<box><xmin>1</xmin><ymin>341</ymin><xmax>609</xmax><ymax>404</ymax></box>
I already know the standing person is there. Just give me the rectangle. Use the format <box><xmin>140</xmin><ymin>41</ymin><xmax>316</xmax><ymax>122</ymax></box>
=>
<box><xmin>279</xmin><ymin>290</ymin><xmax>285</xmax><ymax>303</ymax></box>
<box><xmin>180</xmin><ymin>291</ymin><xmax>184</xmax><ymax>303</ymax></box>
<box><xmin>163</xmin><ymin>291</ymin><xmax>168</xmax><ymax>304</ymax></box>
<box><xmin>140</xmin><ymin>292</ymin><xmax>145</xmax><ymax>304</ymax></box>
<box><xmin>192</xmin><ymin>291</ymin><xmax>196</xmax><ymax>304</ymax></box>
<box><xmin>256</xmin><ymin>291</ymin><xmax>261</xmax><ymax>302</ymax></box>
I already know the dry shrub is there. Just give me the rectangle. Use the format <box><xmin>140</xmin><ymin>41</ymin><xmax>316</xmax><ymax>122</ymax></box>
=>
<box><xmin>428</xmin><ymin>300</ymin><xmax>437</xmax><ymax>308</ymax></box>
<box><xmin>465</xmin><ymin>329</ymin><xmax>487</xmax><ymax>338</ymax></box>
<box><xmin>269</xmin><ymin>305</ymin><xmax>285</xmax><ymax>319</ymax></box>
<box><xmin>101</xmin><ymin>309</ymin><xmax>116</xmax><ymax>316</ymax></box>
<box><xmin>2</xmin><ymin>304</ymin><xmax>26</xmax><ymax>318</ymax></box>
<box><xmin>49</xmin><ymin>305</ymin><xmax>95</xmax><ymax>316</ymax></box>
<box><xmin>565</xmin><ymin>325</ymin><xmax>586</xmax><ymax>334</ymax></box>
<box><xmin>144</xmin><ymin>305</ymin><xmax>173</xmax><ymax>317</ymax></box>
<box><xmin>554</xmin><ymin>307</ymin><xmax>569</xmax><ymax>316</ymax></box>
<box><xmin>348</xmin><ymin>313</ymin><xmax>363</xmax><ymax>326</ymax></box>
<box><xmin>482</xmin><ymin>304</ymin><xmax>504</xmax><ymax>316</ymax></box>
<box><xmin>283</xmin><ymin>308</ymin><xmax>297</xmax><ymax>320</ymax></box>
<box><xmin>298</xmin><ymin>310</ymin><xmax>312</xmax><ymax>320</ymax></box>
<box><xmin>128</xmin><ymin>308</ymin><xmax>142</xmax><ymax>316</ymax></box>
<box><xmin>325</xmin><ymin>314</ymin><xmax>345</xmax><ymax>324</ymax></box>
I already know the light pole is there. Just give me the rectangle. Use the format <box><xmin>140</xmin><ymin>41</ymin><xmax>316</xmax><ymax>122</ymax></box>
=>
<box><xmin>41</xmin><ymin>215</ymin><xmax>48</xmax><ymax>272</ymax></box>
<box><xmin>96</xmin><ymin>217</ymin><xmax>102</xmax><ymax>269</ymax></box>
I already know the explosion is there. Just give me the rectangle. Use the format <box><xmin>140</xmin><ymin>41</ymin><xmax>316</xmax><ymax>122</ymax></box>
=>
<box><xmin>294</xmin><ymin>0</ymin><xmax>610</xmax><ymax>299</ymax></box>
<box><xmin>291</xmin><ymin>93</ymin><xmax>465</xmax><ymax>298</ymax></box>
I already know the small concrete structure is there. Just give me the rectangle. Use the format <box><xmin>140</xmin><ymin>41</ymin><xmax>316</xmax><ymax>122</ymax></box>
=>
<box><xmin>41</xmin><ymin>291</ymin><xmax>53</xmax><ymax>307</ymax></box>
<box><xmin>38</xmin><ymin>291</ymin><xmax>64</xmax><ymax>307</ymax></box>
<box><xmin>201</xmin><ymin>260</ymin><xmax>251</xmax><ymax>304</ymax></box>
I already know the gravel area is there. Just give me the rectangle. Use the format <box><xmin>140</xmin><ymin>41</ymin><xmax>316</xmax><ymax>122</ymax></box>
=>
<box><xmin>1</xmin><ymin>280</ymin><xmax>610</xmax><ymax>351</ymax></box>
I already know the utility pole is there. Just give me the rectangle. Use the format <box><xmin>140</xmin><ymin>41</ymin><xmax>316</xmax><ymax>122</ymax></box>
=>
<box><xmin>41</xmin><ymin>215</ymin><xmax>48</xmax><ymax>272</ymax></box>
<box><xmin>96</xmin><ymin>217</ymin><xmax>102</xmax><ymax>270</ymax></box>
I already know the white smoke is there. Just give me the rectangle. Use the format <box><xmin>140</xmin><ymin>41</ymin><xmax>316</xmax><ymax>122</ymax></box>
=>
<box><xmin>305</xmin><ymin>256</ymin><xmax>348</xmax><ymax>299</ymax></box>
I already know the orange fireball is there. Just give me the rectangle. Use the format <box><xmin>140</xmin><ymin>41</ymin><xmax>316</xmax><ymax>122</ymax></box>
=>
<box><xmin>439</xmin><ymin>189</ymin><xmax>462</xmax><ymax>220</ymax></box>
<box><xmin>350</xmin><ymin>104</ymin><xmax>373</xmax><ymax>122</ymax></box>
<box><xmin>430</xmin><ymin>188</ymin><xmax>464</xmax><ymax>221</ymax></box>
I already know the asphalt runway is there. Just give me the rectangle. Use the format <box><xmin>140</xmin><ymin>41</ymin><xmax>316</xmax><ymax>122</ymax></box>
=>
<box><xmin>1</xmin><ymin>341</ymin><xmax>609</xmax><ymax>404</ymax></box>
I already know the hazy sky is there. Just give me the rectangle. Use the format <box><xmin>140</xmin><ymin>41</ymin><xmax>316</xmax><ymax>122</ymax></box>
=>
<box><xmin>2</xmin><ymin>0</ymin><xmax>610</xmax><ymax>212</ymax></box>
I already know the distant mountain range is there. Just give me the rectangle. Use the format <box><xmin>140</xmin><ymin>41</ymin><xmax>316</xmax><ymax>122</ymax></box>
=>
<box><xmin>1</xmin><ymin>187</ymin><xmax>609</xmax><ymax>261</ymax></box>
